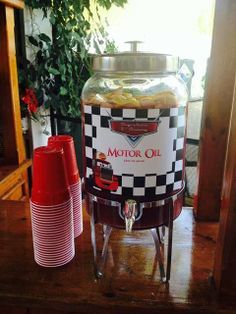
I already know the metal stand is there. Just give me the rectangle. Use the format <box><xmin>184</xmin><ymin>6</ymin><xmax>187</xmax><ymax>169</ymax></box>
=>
<box><xmin>88</xmin><ymin>187</ymin><xmax>184</xmax><ymax>282</ymax></box>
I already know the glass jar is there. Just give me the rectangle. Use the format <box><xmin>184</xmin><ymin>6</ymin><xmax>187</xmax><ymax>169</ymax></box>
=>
<box><xmin>81</xmin><ymin>43</ymin><xmax>188</xmax><ymax>230</ymax></box>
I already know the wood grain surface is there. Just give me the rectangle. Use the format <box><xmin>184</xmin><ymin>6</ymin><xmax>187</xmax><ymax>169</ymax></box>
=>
<box><xmin>0</xmin><ymin>4</ymin><xmax>18</xmax><ymax>165</ymax></box>
<box><xmin>195</xmin><ymin>0</ymin><xmax>236</xmax><ymax>221</ymax></box>
<box><xmin>1</xmin><ymin>200</ymin><xmax>234</xmax><ymax>313</ymax></box>
<box><xmin>213</xmin><ymin>76</ymin><xmax>236</xmax><ymax>298</ymax></box>
<box><xmin>0</xmin><ymin>1</ymin><xmax>29</xmax><ymax>200</ymax></box>
<box><xmin>0</xmin><ymin>0</ymin><xmax>24</xmax><ymax>9</ymax></box>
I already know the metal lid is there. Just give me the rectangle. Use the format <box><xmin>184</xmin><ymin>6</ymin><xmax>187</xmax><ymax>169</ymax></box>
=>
<box><xmin>93</xmin><ymin>41</ymin><xmax>178</xmax><ymax>74</ymax></box>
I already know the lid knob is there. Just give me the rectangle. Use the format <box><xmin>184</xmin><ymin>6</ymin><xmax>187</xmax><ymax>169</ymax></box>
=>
<box><xmin>125</xmin><ymin>40</ymin><xmax>143</xmax><ymax>52</ymax></box>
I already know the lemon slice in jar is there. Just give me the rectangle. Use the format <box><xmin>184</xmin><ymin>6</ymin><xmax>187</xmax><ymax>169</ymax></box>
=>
<box><xmin>104</xmin><ymin>91</ymin><xmax>140</xmax><ymax>108</ymax></box>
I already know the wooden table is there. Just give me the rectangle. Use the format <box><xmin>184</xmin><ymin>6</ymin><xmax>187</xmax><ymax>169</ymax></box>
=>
<box><xmin>0</xmin><ymin>200</ymin><xmax>235</xmax><ymax>313</ymax></box>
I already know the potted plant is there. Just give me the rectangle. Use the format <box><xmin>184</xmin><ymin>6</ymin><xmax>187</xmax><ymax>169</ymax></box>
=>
<box><xmin>19</xmin><ymin>0</ymin><xmax>127</xmax><ymax>118</ymax></box>
<box><xmin>18</xmin><ymin>0</ymin><xmax>127</xmax><ymax>172</ymax></box>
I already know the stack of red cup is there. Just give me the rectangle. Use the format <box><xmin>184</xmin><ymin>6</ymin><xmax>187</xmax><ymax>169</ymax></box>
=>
<box><xmin>48</xmin><ymin>135</ymin><xmax>83</xmax><ymax>238</ymax></box>
<box><xmin>31</xmin><ymin>146</ymin><xmax>75</xmax><ymax>267</ymax></box>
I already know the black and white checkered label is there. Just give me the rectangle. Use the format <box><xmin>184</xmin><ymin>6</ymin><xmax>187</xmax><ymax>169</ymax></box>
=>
<box><xmin>84</xmin><ymin>105</ymin><xmax>185</xmax><ymax>199</ymax></box>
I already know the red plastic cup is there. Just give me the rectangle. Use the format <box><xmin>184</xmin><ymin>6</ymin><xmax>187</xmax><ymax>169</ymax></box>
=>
<box><xmin>48</xmin><ymin>135</ymin><xmax>79</xmax><ymax>185</ymax></box>
<box><xmin>31</xmin><ymin>146</ymin><xmax>70</xmax><ymax>205</ymax></box>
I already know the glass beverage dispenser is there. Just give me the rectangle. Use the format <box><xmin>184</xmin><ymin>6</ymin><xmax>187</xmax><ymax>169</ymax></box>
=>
<box><xmin>81</xmin><ymin>42</ymin><xmax>188</xmax><ymax>281</ymax></box>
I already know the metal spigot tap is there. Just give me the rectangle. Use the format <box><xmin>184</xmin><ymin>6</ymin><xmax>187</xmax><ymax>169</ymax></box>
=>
<box><xmin>124</xmin><ymin>199</ymin><xmax>137</xmax><ymax>232</ymax></box>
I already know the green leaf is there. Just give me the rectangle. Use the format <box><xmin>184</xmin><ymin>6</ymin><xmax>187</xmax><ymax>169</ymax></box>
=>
<box><xmin>59</xmin><ymin>64</ymin><xmax>66</xmax><ymax>75</ymax></box>
<box><xmin>36</xmin><ymin>89</ymin><xmax>44</xmax><ymax>106</ymax></box>
<box><xmin>66</xmin><ymin>23</ymin><xmax>73</xmax><ymax>31</ymax></box>
<box><xmin>38</xmin><ymin>33</ymin><xmax>51</xmax><ymax>43</ymax></box>
<box><xmin>49</xmin><ymin>14</ymin><xmax>56</xmax><ymax>25</ymax></box>
<box><xmin>70</xmin><ymin>19</ymin><xmax>77</xmax><ymax>27</ymax></box>
<box><xmin>44</xmin><ymin>99</ymin><xmax>51</xmax><ymax>109</ymax></box>
<box><xmin>59</xmin><ymin>87</ymin><xmax>68</xmax><ymax>95</ymax></box>
<box><xmin>28</xmin><ymin>36</ymin><xmax>38</xmax><ymax>47</ymax></box>
<box><xmin>65</xmin><ymin>49</ymin><xmax>72</xmax><ymax>63</ymax></box>
<box><xmin>48</xmin><ymin>67</ymin><xmax>60</xmax><ymax>75</ymax></box>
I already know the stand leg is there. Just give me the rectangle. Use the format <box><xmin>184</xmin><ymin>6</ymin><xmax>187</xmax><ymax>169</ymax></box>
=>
<box><xmin>89</xmin><ymin>196</ymin><xmax>100</xmax><ymax>278</ymax></box>
<box><xmin>161</xmin><ymin>225</ymin><xmax>165</xmax><ymax>244</ymax></box>
<box><xmin>157</xmin><ymin>225</ymin><xmax>165</xmax><ymax>245</ymax></box>
<box><xmin>102</xmin><ymin>224</ymin><xmax>107</xmax><ymax>239</ymax></box>
<box><xmin>166</xmin><ymin>200</ymin><xmax>174</xmax><ymax>281</ymax></box>
<box><xmin>98</xmin><ymin>225</ymin><xmax>113</xmax><ymax>276</ymax></box>
<box><xmin>150</xmin><ymin>228</ymin><xmax>166</xmax><ymax>281</ymax></box>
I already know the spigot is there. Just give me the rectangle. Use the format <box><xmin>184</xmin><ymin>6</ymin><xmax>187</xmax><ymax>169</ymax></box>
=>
<box><xmin>123</xmin><ymin>199</ymin><xmax>137</xmax><ymax>232</ymax></box>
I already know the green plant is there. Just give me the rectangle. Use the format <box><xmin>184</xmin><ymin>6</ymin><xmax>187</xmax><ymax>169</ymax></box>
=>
<box><xmin>19</xmin><ymin>0</ymin><xmax>127</xmax><ymax>119</ymax></box>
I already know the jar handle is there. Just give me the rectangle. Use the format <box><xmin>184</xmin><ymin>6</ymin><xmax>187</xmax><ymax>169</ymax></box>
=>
<box><xmin>125</xmin><ymin>41</ymin><xmax>143</xmax><ymax>53</ymax></box>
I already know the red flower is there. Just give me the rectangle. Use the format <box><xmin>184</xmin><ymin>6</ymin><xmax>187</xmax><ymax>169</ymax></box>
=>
<box><xmin>21</xmin><ymin>88</ymin><xmax>38</xmax><ymax>113</ymax></box>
